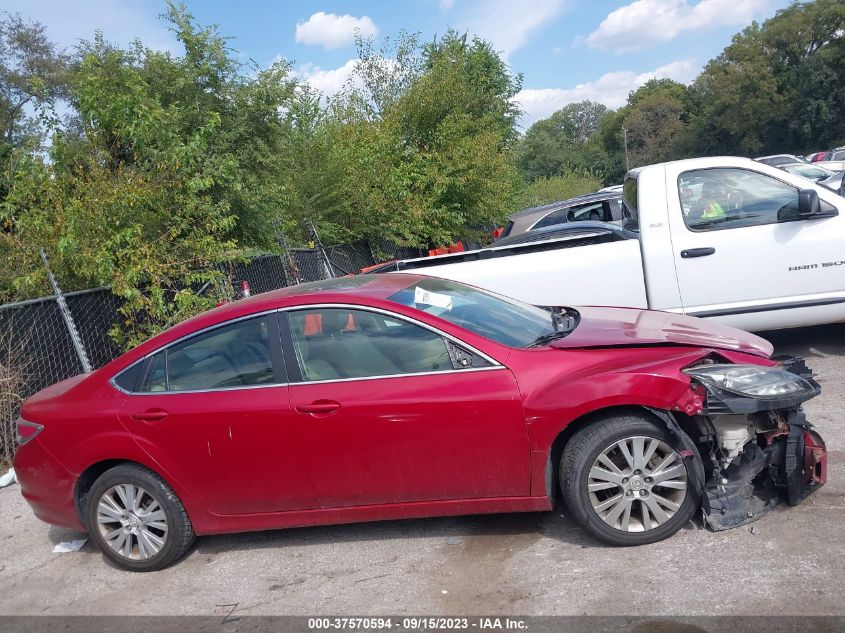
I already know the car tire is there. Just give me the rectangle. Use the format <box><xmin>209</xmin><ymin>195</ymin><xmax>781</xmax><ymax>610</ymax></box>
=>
<box><xmin>85</xmin><ymin>463</ymin><xmax>195</xmax><ymax>571</ymax></box>
<box><xmin>560</xmin><ymin>412</ymin><xmax>701</xmax><ymax>546</ymax></box>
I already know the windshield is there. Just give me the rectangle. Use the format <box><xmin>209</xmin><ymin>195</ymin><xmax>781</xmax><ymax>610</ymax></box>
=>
<box><xmin>387</xmin><ymin>277</ymin><xmax>568</xmax><ymax>347</ymax></box>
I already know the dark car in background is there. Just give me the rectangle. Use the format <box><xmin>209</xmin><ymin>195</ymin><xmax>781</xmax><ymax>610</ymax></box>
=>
<box><xmin>497</xmin><ymin>191</ymin><xmax>624</xmax><ymax>240</ymax></box>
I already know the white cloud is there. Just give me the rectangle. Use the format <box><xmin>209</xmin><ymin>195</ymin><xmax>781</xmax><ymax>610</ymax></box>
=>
<box><xmin>295</xmin><ymin>12</ymin><xmax>379</xmax><ymax>50</ymax></box>
<box><xmin>461</xmin><ymin>0</ymin><xmax>569</xmax><ymax>59</ymax></box>
<box><xmin>440</xmin><ymin>0</ymin><xmax>456</xmax><ymax>11</ymax></box>
<box><xmin>1</xmin><ymin>0</ymin><xmax>180</xmax><ymax>53</ymax></box>
<box><xmin>296</xmin><ymin>59</ymin><xmax>360</xmax><ymax>97</ymax></box>
<box><xmin>585</xmin><ymin>0</ymin><xmax>770</xmax><ymax>53</ymax></box>
<box><xmin>514</xmin><ymin>60</ymin><xmax>697</xmax><ymax>127</ymax></box>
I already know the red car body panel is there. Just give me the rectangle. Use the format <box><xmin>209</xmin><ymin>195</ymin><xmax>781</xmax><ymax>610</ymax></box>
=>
<box><xmin>13</xmin><ymin>273</ymin><xmax>782</xmax><ymax>536</ymax></box>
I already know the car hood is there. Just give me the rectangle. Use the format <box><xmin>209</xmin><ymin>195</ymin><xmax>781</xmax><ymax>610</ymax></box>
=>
<box><xmin>549</xmin><ymin>306</ymin><xmax>773</xmax><ymax>357</ymax></box>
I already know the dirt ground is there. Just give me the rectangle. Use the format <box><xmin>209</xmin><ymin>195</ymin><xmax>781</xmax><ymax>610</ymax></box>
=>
<box><xmin>0</xmin><ymin>324</ymin><xmax>843</xmax><ymax>617</ymax></box>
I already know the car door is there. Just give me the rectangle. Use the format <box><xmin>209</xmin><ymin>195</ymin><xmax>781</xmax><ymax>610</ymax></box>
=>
<box><xmin>281</xmin><ymin>306</ymin><xmax>531</xmax><ymax>508</ymax></box>
<box><xmin>666</xmin><ymin>165</ymin><xmax>845</xmax><ymax>324</ymax></box>
<box><xmin>118</xmin><ymin>313</ymin><xmax>318</xmax><ymax>515</ymax></box>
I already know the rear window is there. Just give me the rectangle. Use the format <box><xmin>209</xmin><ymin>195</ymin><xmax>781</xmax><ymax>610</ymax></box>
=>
<box><xmin>622</xmin><ymin>177</ymin><xmax>639</xmax><ymax>231</ymax></box>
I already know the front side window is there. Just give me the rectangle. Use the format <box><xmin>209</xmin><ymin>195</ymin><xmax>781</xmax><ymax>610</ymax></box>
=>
<box><xmin>288</xmin><ymin>308</ymin><xmax>454</xmax><ymax>382</ymax></box>
<box><xmin>137</xmin><ymin>316</ymin><xmax>276</xmax><ymax>392</ymax></box>
<box><xmin>679</xmin><ymin>168</ymin><xmax>800</xmax><ymax>232</ymax></box>
<box><xmin>388</xmin><ymin>277</ymin><xmax>564</xmax><ymax>348</ymax></box>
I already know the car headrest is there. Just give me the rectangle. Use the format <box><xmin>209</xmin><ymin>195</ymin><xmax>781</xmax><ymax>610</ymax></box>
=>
<box><xmin>168</xmin><ymin>350</ymin><xmax>194</xmax><ymax>377</ymax></box>
<box><xmin>321</xmin><ymin>310</ymin><xmax>349</xmax><ymax>335</ymax></box>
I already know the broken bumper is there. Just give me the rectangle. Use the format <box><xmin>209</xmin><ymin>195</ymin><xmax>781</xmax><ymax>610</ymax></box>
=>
<box><xmin>691</xmin><ymin>356</ymin><xmax>827</xmax><ymax>530</ymax></box>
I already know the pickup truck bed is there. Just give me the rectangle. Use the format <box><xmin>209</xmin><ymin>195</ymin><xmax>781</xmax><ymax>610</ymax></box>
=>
<box><xmin>379</xmin><ymin>157</ymin><xmax>845</xmax><ymax>332</ymax></box>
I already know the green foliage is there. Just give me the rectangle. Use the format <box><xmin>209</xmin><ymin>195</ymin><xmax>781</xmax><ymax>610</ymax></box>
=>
<box><xmin>688</xmin><ymin>0</ymin><xmax>845</xmax><ymax>154</ymax></box>
<box><xmin>0</xmin><ymin>0</ymin><xmax>843</xmax><ymax>350</ymax></box>
<box><xmin>324</xmin><ymin>30</ymin><xmax>524</xmax><ymax>247</ymax></box>
<box><xmin>514</xmin><ymin>168</ymin><xmax>603</xmax><ymax>210</ymax></box>
<box><xmin>516</xmin><ymin>101</ymin><xmax>610</xmax><ymax>182</ymax></box>
<box><xmin>622</xmin><ymin>79</ymin><xmax>691</xmax><ymax>167</ymax></box>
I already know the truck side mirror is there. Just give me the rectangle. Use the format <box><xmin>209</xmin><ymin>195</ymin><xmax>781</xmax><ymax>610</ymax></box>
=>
<box><xmin>798</xmin><ymin>189</ymin><xmax>821</xmax><ymax>217</ymax></box>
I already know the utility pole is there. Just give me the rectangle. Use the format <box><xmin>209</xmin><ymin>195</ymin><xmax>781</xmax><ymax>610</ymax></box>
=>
<box><xmin>622</xmin><ymin>127</ymin><xmax>630</xmax><ymax>171</ymax></box>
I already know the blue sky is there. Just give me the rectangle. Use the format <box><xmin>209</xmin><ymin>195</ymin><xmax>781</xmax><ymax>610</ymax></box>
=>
<box><xmin>4</xmin><ymin>0</ymin><xmax>791</xmax><ymax>127</ymax></box>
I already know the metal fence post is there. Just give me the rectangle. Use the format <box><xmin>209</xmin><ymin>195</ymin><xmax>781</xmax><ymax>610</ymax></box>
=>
<box><xmin>276</xmin><ymin>230</ymin><xmax>301</xmax><ymax>285</ymax></box>
<box><xmin>39</xmin><ymin>248</ymin><xmax>92</xmax><ymax>373</ymax></box>
<box><xmin>308</xmin><ymin>221</ymin><xmax>334</xmax><ymax>280</ymax></box>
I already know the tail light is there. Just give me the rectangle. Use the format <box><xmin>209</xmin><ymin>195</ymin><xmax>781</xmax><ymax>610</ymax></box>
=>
<box><xmin>15</xmin><ymin>417</ymin><xmax>43</xmax><ymax>446</ymax></box>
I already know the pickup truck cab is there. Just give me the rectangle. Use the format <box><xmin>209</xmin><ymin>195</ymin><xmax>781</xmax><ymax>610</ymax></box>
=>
<box><xmin>385</xmin><ymin>157</ymin><xmax>845</xmax><ymax>332</ymax></box>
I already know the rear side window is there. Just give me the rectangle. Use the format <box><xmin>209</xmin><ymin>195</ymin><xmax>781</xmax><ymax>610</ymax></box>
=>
<box><xmin>532</xmin><ymin>207</ymin><xmax>569</xmax><ymax>230</ymax></box>
<box><xmin>136</xmin><ymin>316</ymin><xmax>277</xmax><ymax>392</ymax></box>
<box><xmin>113</xmin><ymin>361</ymin><xmax>143</xmax><ymax>392</ymax></box>
<box><xmin>606</xmin><ymin>198</ymin><xmax>624</xmax><ymax>221</ymax></box>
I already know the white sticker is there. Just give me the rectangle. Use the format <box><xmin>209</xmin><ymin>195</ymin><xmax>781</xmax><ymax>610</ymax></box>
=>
<box><xmin>414</xmin><ymin>286</ymin><xmax>453</xmax><ymax>310</ymax></box>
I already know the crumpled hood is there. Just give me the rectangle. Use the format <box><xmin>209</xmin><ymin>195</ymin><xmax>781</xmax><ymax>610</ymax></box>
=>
<box><xmin>549</xmin><ymin>306</ymin><xmax>773</xmax><ymax>358</ymax></box>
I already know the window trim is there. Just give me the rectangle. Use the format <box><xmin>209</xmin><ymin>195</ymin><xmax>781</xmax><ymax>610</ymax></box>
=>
<box><xmin>677</xmin><ymin>166</ymin><xmax>807</xmax><ymax>233</ymax></box>
<box><xmin>278</xmin><ymin>303</ymin><xmax>504</xmax><ymax>386</ymax></box>
<box><xmin>110</xmin><ymin>304</ymin><xmax>504</xmax><ymax>394</ymax></box>
<box><xmin>110</xmin><ymin>309</ymin><xmax>286</xmax><ymax>395</ymax></box>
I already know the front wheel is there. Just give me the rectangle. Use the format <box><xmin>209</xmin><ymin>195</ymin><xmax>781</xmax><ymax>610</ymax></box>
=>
<box><xmin>85</xmin><ymin>464</ymin><xmax>195</xmax><ymax>571</ymax></box>
<box><xmin>560</xmin><ymin>413</ymin><xmax>700</xmax><ymax>546</ymax></box>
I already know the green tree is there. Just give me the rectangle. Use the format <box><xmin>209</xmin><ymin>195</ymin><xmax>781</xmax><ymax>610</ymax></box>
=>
<box><xmin>0</xmin><ymin>3</ymin><xmax>304</xmax><ymax>345</ymax></box>
<box><xmin>688</xmin><ymin>0</ymin><xmax>845</xmax><ymax>155</ymax></box>
<box><xmin>0</xmin><ymin>13</ymin><xmax>69</xmax><ymax>206</ymax></box>
<box><xmin>515</xmin><ymin>100</ymin><xmax>609</xmax><ymax>181</ymax></box>
<box><xmin>622</xmin><ymin>80</ymin><xmax>691</xmax><ymax>166</ymax></box>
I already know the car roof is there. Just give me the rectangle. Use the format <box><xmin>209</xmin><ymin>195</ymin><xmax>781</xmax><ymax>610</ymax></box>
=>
<box><xmin>506</xmin><ymin>191</ymin><xmax>620</xmax><ymax>221</ymax></box>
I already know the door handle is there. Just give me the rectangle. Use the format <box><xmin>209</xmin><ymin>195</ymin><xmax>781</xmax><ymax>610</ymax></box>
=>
<box><xmin>681</xmin><ymin>247</ymin><xmax>716</xmax><ymax>258</ymax></box>
<box><xmin>296</xmin><ymin>401</ymin><xmax>341</xmax><ymax>415</ymax></box>
<box><xmin>130</xmin><ymin>409</ymin><xmax>169</xmax><ymax>422</ymax></box>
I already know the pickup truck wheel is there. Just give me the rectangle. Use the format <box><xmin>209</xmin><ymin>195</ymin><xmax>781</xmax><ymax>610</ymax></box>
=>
<box><xmin>85</xmin><ymin>464</ymin><xmax>195</xmax><ymax>571</ymax></box>
<box><xmin>560</xmin><ymin>413</ymin><xmax>699</xmax><ymax>546</ymax></box>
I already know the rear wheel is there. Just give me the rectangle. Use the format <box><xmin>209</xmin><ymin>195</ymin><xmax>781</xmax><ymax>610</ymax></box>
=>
<box><xmin>560</xmin><ymin>413</ymin><xmax>700</xmax><ymax>546</ymax></box>
<box><xmin>85</xmin><ymin>464</ymin><xmax>195</xmax><ymax>571</ymax></box>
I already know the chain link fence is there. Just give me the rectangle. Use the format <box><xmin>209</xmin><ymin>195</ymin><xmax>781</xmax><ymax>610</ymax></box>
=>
<box><xmin>0</xmin><ymin>240</ymin><xmax>424</xmax><ymax>464</ymax></box>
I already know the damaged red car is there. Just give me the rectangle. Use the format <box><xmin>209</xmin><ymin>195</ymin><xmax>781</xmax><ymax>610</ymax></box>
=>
<box><xmin>13</xmin><ymin>274</ymin><xmax>827</xmax><ymax>571</ymax></box>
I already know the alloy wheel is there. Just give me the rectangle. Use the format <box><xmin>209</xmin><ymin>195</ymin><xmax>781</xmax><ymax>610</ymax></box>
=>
<box><xmin>587</xmin><ymin>435</ymin><xmax>688</xmax><ymax>533</ymax></box>
<box><xmin>96</xmin><ymin>483</ymin><xmax>169</xmax><ymax>560</ymax></box>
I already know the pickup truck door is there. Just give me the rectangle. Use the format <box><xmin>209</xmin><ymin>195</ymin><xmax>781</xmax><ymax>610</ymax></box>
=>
<box><xmin>664</xmin><ymin>164</ymin><xmax>845</xmax><ymax>330</ymax></box>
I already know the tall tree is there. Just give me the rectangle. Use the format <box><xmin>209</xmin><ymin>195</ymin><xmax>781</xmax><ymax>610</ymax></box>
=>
<box><xmin>515</xmin><ymin>100</ymin><xmax>609</xmax><ymax>182</ymax></box>
<box><xmin>622</xmin><ymin>80</ymin><xmax>691</xmax><ymax>167</ymax></box>
<box><xmin>0</xmin><ymin>13</ymin><xmax>69</xmax><ymax>206</ymax></box>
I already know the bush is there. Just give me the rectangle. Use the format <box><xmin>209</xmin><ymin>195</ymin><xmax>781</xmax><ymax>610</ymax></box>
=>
<box><xmin>514</xmin><ymin>168</ymin><xmax>603</xmax><ymax>210</ymax></box>
<box><xmin>0</xmin><ymin>329</ymin><xmax>26</xmax><ymax>468</ymax></box>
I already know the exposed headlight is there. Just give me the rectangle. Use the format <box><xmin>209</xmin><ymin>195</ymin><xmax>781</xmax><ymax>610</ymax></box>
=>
<box><xmin>683</xmin><ymin>363</ymin><xmax>815</xmax><ymax>399</ymax></box>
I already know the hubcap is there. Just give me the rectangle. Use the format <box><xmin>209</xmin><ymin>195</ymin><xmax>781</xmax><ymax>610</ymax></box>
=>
<box><xmin>587</xmin><ymin>436</ymin><xmax>688</xmax><ymax>533</ymax></box>
<box><xmin>96</xmin><ymin>484</ymin><xmax>169</xmax><ymax>560</ymax></box>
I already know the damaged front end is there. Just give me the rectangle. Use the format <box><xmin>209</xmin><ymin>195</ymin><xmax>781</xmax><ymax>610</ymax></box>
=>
<box><xmin>680</xmin><ymin>356</ymin><xmax>827</xmax><ymax>531</ymax></box>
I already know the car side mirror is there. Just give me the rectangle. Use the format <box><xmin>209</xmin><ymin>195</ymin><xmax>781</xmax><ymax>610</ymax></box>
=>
<box><xmin>798</xmin><ymin>189</ymin><xmax>821</xmax><ymax>217</ymax></box>
<box><xmin>840</xmin><ymin>178</ymin><xmax>845</xmax><ymax>198</ymax></box>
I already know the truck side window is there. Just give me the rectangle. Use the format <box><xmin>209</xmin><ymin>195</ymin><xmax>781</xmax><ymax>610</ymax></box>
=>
<box><xmin>679</xmin><ymin>168</ymin><xmax>801</xmax><ymax>232</ymax></box>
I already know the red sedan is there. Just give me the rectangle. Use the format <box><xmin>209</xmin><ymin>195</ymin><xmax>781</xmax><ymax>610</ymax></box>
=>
<box><xmin>14</xmin><ymin>274</ymin><xmax>826</xmax><ymax>571</ymax></box>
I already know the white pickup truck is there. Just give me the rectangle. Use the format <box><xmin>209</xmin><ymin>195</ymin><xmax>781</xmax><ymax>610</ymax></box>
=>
<box><xmin>384</xmin><ymin>157</ymin><xmax>845</xmax><ymax>332</ymax></box>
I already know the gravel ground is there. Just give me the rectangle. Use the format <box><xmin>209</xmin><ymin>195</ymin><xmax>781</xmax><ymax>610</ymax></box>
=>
<box><xmin>0</xmin><ymin>323</ymin><xmax>843</xmax><ymax>617</ymax></box>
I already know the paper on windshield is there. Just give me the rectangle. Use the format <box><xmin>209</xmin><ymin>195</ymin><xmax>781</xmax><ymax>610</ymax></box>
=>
<box><xmin>414</xmin><ymin>286</ymin><xmax>453</xmax><ymax>310</ymax></box>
